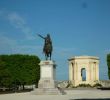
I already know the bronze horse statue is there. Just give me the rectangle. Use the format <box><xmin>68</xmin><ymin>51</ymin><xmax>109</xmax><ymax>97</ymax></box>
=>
<box><xmin>38</xmin><ymin>34</ymin><xmax>53</xmax><ymax>60</ymax></box>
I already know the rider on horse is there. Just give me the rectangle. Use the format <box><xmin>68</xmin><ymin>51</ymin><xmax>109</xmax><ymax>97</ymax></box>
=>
<box><xmin>38</xmin><ymin>34</ymin><xmax>53</xmax><ymax>60</ymax></box>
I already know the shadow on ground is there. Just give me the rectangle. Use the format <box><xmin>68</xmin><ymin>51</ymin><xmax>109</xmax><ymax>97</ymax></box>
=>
<box><xmin>98</xmin><ymin>87</ymin><xmax>110</xmax><ymax>90</ymax></box>
<box><xmin>0</xmin><ymin>89</ymin><xmax>33</xmax><ymax>94</ymax></box>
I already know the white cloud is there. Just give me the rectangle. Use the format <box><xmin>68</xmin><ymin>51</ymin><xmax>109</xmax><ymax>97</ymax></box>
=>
<box><xmin>8</xmin><ymin>12</ymin><xmax>25</xmax><ymax>24</ymax></box>
<box><xmin>0</xmin><ymin>33</ymin><xmax>42</xmax><ymax>55</ymax></box>
<box><xmin>0</xmin><ymin>33</ymin><xmax>16</xmax><ymax>45</ymax></box>
<box><xmin>12</xmin><ymin>45</ymin><xmax>42</xmax><ymax>54</ymax></box>
<box><xmin>0</xmin><ymin>10</ymin><xmax>35</xmax><ymax>40</ymax></box>
<box><xmin>0</xmin><ymin>33</ymin><xmax>16</xmax><ymax>54</ymax></box>
<box><xmin>0</xmin><ymin>10</ymin><xmax>41</xmax><ymax>55</ymax></box>
<box><xmin>7</xmin><ymin>12</ymin><xmax>35</xmax><ymax>40</ymax></box>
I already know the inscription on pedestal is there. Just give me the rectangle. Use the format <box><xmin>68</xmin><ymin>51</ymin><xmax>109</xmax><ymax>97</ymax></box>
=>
<box><xmin>44</xmin><ymin>61</ymin><xmax>49</xmax><ymax>65</ymax></box>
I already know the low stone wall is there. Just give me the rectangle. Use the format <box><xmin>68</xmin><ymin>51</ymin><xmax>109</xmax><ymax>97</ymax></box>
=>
<box><xmin>57</xmin><ymin>80</ymin><xmax>110</xmax><ymax>88</ymax></box>
<box><xmin>99</xmin><ymin>80</ymin><xmax>110</xmax><ymax>87</ymax></box>
<box><xmin>56</xmin><ymin>81</ymin><xmax>69</xmax><ymax>88</ymax></box>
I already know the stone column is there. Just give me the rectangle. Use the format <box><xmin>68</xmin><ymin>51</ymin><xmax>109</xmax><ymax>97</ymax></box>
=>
<box><xmin>75</xmin><ymin>62</ymin><xmax>79</xmax><ymax>86</ymax></box>
<box><xmin>94</xmin><ymin>62</ymin><xmax>96</xmax><ymax>80</ymax></box>
<box><xmin>72</xmin><ymin>63</ymin><xmax>74</xmax><ymax>80</ymax></box>
<box><xmin>91</xmin><ymin>63</ymin><xmax>94</xmax><ymax>80</ymax></box>
<box><xmin>69</xmin><ymin>61</ymin><xmax>72</xmax><ymax>81</ymax></box>
<box><xmin>77</xmin><ymin>63</ymin><xmax>81</xmax><ymax>81</ymax></box>
<box><xmin>86</xmin><ymin>63</ymin><xmax>90</xmax><ymax>81</ymax></box>
<box><xmin>89</xmin><ymin>62</ymin><xmax>91</xmax><ymax>80</ymax></box>
<box><xmin>96</xmin><ymin>62</ymin><xmax>99</xmax><ymax>80</ymax></box>
<box><xmin>75</xmin><ymin>62</ymin><xmax>78</xmax><ymax>80</ymax></box>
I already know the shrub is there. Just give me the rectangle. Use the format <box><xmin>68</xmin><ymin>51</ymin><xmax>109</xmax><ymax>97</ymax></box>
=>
<box><xmin>78</xmin><ymin>84</ymin><xmax>92</xmax><ymax>87</ymax></box>
<box><xmin>93</xmin><ymin>83</ymin><xmax>102</xmax><ymax>87</ymax></box>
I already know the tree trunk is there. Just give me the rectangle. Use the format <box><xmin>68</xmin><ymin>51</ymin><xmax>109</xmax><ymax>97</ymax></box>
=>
<box><xmin>23</xmin><ymin>84</ymin><xmax>25</xmax><ymax>90</ymax></box>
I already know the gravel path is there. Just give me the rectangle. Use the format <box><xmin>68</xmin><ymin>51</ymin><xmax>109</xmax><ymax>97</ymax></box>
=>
<box><xmin>0</xmin><ymin>89</ymin><xmax>110</xmax><ymax>100</ymax></box>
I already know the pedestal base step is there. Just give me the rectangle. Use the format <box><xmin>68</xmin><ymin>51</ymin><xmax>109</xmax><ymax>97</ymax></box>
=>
<box><xmin>31</xmin><ymin>88</ymin><xmax>65</xmax><ymax>95</ymax></box>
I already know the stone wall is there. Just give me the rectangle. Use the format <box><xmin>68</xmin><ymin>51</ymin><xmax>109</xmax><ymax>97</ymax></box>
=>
<box><xmin>57</xmin><ymin>80</ymin><xmax>110</xmax><ymax>88</ymax></box>
<box><xmin>56</xmin><ymin>81</ymin><xmax>69</xmax><ymax>88</ymax></box>
<box><xmin>100</xmin><ymin>80</ymin><xmax>110</xmax><ymax>87</ymax></box>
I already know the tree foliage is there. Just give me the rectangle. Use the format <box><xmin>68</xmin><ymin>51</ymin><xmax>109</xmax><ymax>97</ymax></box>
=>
<box><xmin>107</xmin><ymin>54</ymin><xmax>110</xmax><ymax>79</ymax></box>
<box><xmin>0</xmin><ymin>54</ymin><xmax>40</xmax><ymax>89</ymax></box>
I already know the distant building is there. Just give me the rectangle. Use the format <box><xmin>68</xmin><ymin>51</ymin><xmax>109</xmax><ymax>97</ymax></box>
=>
<box><xmin>68</xmin><ymin>56</ymin><xmax>99</xmax><ymax>86</ymax></box>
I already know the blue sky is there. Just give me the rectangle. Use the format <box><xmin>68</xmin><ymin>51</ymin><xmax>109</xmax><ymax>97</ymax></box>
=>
<box><xmin>0</xmin><ymin>0</ymin><xmax>110</xmax><ymax>80</ymax></box>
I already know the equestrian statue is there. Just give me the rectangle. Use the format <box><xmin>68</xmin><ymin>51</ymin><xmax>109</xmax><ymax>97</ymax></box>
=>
<box><xmin>38</xmin><ymin>34</ymin><xmax>53</xmax><ymax>60</ymax></box>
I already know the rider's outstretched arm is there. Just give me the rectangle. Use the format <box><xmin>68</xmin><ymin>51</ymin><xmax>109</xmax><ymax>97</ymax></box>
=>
<box><xmin>37</xmin><ymin>34</ymin><xmax>45</xmax><ymax>39</ymax></box>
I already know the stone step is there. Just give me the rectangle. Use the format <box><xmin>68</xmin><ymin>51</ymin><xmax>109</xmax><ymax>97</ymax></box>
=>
<box><xmin>31</xmin><ymin>88</ymin><xmax>65</xmax><ymax>95</ymax></box>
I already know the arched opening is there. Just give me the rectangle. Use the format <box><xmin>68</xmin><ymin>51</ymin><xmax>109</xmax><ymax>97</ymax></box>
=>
<box><xmin>81</xmin><ymin>68</ymin><xmax>86</xmax><ymax>81</ymax></box>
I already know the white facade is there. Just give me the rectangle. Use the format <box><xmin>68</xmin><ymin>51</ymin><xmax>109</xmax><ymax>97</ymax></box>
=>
<box><xmin>68</xmin><ymin>56</ymin><xmax>99</xmax><ymax>86</ymax></box>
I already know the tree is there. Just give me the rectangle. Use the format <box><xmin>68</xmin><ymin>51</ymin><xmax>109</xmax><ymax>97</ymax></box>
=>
<box><xmin>0</xmin><ymin>58</ymin><xmax>12</xmax><ymax>88</ymax></box>
<box><xmin>107</xmin><ymin>54</ymin><xmax>110</xmax><ymax>79</ymax></box>
<box><xmin>0</xmin><ymin>54</ymin><xmax>40</xmax><ymax>89</ymax></box>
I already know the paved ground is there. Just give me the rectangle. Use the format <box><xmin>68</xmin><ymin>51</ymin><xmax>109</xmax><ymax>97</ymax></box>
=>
<box><xmin>0</xmin><ymin>89</ymin><xmax>110</xmax><ymax>100</ymax></box>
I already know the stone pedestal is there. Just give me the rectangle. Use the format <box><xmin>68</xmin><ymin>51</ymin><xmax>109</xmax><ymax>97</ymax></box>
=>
<box><xmin>31</xmin><ymin>60</ymin><xmax>64</xmax><ymax>95</ymax></box>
